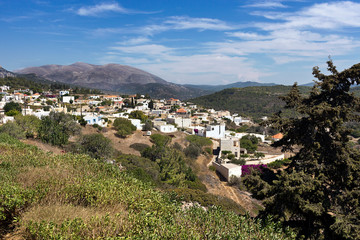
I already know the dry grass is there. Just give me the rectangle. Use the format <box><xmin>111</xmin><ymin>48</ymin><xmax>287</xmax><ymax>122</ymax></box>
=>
<box><xmin>7</xmin><ymin>203</ymin><xmax>127</xmax><ymax>239</ymax></box>
<box><xmin>16</xmin><ymin>166</ymin><xmax>72</xmax><ymax>188</ymax></box>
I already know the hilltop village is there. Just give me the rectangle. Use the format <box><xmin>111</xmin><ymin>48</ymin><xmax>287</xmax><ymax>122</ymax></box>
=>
<box><xmin>0</xmin><ymin>85</ymin><xmax>284</xmax><ymax>181</ymax></box>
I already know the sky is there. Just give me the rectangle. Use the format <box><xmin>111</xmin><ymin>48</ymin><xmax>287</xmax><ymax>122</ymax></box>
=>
<box><xmin>1</xmin><ymin>0</ymin><xmax>360</xmax><ymax>85</ymax></box>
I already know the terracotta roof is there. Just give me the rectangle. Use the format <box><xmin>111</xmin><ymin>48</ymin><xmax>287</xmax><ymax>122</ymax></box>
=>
<box><xmin>272</xmin><ymin>133</ymin><xmax>284</xmax><ymax>139</ymax></box>
<box><xmin>176</xmin><ymin>108</ymin><xmax>187</xmax><ymax>113</ymax></box>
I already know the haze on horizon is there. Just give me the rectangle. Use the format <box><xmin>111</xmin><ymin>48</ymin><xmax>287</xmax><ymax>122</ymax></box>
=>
<box><xmin>1</xmin><ymin>0</ymin><xmax>360</xmax><ymax>85</ymax></box>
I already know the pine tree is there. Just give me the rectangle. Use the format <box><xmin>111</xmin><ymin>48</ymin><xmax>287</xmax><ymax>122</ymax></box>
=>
<box><xmin>264</xmin><ymin>60</ymin><xmax>360</xmax><ymax>239</ymax></box>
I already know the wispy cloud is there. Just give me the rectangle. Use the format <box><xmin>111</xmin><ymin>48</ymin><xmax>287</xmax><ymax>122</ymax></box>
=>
<box><xmin>92</xmin><ymin>16</ymin><xmax>236</xmax><ymax>37</ymax></box>
<box><xmin>75</xmin><ymin>2</ymin><xmax>157</xmax><ymax>16</ymax></box>
<box><xmin>244</xmin><ymin>1</ymin><xmax>288</xmax><ymax>8</ymax></box>
<box><xmin>164</xmin><ymin>16</ymin><xmax>235</xmax><ymax>31</ymax></box>
<box><xmin>76</xmin><ymin>3</ymin><xmax>129</xmax><ymax>16</ymax></box>
<box><xmin>255</xmin><ymin>1</ymin><xmax>360</xmax><ymax>30</ymax></box>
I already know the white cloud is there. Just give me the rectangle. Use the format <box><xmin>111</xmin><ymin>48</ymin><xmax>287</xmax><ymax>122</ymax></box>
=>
<box><xmin>257</xmin><ymin>1</ymin><xmax>360</xmax><ymax>30</ymax></box>
<box><xmin>117</xmin><ymin>37</ymin><xmax>150</xmax><ymax>45</ymax></box>
<box><xmin>76</xmin><ymin>3</ymin><xmax>128</xmax><ymax>16</ymax></box>
<box><xmin>164</xmin><ymin>16</ymin><xmax>235</xmax><ymax>31</ymax></box>
<box><xmin>110</xmin><ymin>44</ymin><xmax>173</xmax><ymax>56</ymax></box>
<box><xmin>245</xmin><ymin>1</ymin><xmax>287</xmax><ymax>8</ymax></box>
<box><xmin>105</xmin><ymin>42</ymin><xmax>267</xmax><ymax>84</ymax></box>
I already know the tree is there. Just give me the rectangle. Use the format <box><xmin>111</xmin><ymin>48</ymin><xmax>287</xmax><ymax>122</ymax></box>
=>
<box><xmin>0</xmin><ymin>121</ymin><xmax>26</xmax><ymax>139</ymax></box>
<box><xmin>129</xmin><ymin>110</ymin><xmax>148</xmax><ymax>122</ymax></box>
<box><xmin>143</xmin><ymin>119</ymin><xmax>153</xmax><ymax>131</ymax></box>
<box><xmin>240</xmin><ymin>135</ymin><xmax>258</xmax><ymax>153</ymax></box>
<box><xmin>148</xmin><ymin>100</ymin><xmax>154</xmax><ymax>110</ymax></box>
<box><xmin>113</xmin><ymin>118</ymin><xmax>136</xmax><ymax>138</ymax></box>
<box><xmin>15</xmin><ymin>115</ymin><xmax>41</xmax><ymax>138</ymax></box>
<box><xmin>263</xmin><ymin>60</ymin><xmax>360</xmax><ymax>239</ymax></box>
<box><xmin>38</xmin><ymin>111</ymin><xmax>81</xmax><ymax>146</ymax></box>
<box><xmin>4</xmin><ymin>102</ymin><xmax>21</xmax><ymax>114</ymax></box>
<box><xmin>73</xmin><ymin>133</ymin><xmax>113</xmax><ymax>160</ymax></box>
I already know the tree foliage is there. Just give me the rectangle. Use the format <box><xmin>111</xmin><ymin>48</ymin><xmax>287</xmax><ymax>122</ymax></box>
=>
<box><xmin>263</xmin><ymin>60</ymin><xmax>360</xmax><ymax>239</ymax></box>
<box><xmin>71</xmin><ymin>133</ymin><xmax>113</xmax><ymax>160</ymax></box>
<box><xmin>113</xmin><ymin>118</ymin><xmax>136</xmax><ymax>138</ymax></box>
<box><xmin>15</xmin><ymin>115</ymin><xmax>41</xmax><ymax>138</ymax></box>
<box><xmin>240</xmin><ymin>135</ymin><xmax>258</xmax><ymax>153</ymax></box>
<box><xmin>129</xmin><ymin>110</ymin><xmax>148</xmax><ymax>122</ymax></box>
<box><xmin>4</xmin><ymin>102</ymin><xmax>22</xmax><ymax>114</ymax></box>
<box><xmin>38</xmin><ymin>112</ymin><xmax>81</xmax><ymax>146</ymax></box>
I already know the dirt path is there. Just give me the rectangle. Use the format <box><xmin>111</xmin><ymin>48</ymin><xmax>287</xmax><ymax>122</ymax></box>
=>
<box><xmin>195</xmin><ymin>141</ymin><xmax>262</xmax><ymax>216</ymax></box>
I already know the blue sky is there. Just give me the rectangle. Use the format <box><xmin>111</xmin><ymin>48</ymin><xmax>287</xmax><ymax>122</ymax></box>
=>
<box><xmin>1</xmin><ymin>0</ymin><xmax>360</xmax><ymax>85</ymax></box>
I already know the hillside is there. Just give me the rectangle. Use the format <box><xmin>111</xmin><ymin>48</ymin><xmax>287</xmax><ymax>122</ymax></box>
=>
<box><xmin>0</xmin><ymin>134</ymin><xmax>294</xmax><ymax>239</ymax></box>
<box><xmin>15</xmin><ymin>63</ymin><xmax>211</xmax><ymax>99</ymax></box>
<box><xmin>190</xmin><ymin>85</ymin><xmax>311</xmax><ymax>118</ymax></box>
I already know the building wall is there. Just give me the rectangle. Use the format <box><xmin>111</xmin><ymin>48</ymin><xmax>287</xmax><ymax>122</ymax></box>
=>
<box><xmin>212</xmin><ymin>162</ymin><xmax>242</xmax><ymax>181</ymax></box>
<box><xmin>205</xmin><ymin>124</ymin><xmax>225</xmax><ymax>139</ymax></box>
<box><xmin>220</xmin><ymin>137</ymin><xmax>241</xmax><ymax>158</ymax></box>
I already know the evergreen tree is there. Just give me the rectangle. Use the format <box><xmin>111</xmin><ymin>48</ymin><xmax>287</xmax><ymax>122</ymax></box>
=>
<box><xmin>264</xmin><ymin>60</ymin><xmax>360</xmax><ymax>239</ymax></box>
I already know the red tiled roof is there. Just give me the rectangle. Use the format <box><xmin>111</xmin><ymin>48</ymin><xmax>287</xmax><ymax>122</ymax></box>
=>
<box><xmin>272</xmin><ymin>133</ymin><xmax>284</xmax><ymax>139</ymax></box>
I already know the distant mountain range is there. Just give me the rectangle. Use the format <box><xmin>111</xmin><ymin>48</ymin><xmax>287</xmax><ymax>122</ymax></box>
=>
<box><xmin>13</xmin><ymin>62</ymin><xmax>279</xmax><ymax>99</ymax></box>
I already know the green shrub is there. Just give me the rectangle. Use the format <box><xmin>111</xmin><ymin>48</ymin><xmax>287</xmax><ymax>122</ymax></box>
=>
<box><xmin>150</xmin><ymin>134</ymin><xmax>171</xmax><ymax>146</ymax></box>
<box><xmin>71</xmin><ymin>133</ymin><xmax>113</xmax><ymax>160</ymax></box>
<box><xmin>184</xmin><ymin>143</ymin><xmax>201</xmax><ymax>159</ymax></box>
<box><xmin>113</xmin><ymin>118</ymin><xmax>136</xmax><ymax>138</ymax></box>
<box><xmin>0</xmin><ymin>122</ymin><xmax>26</xmax><ymax>139</ymax></box>
<box><xmin>186</xmin><ymin>135</ymin><xmax>212</xmax><ymax>147</ymax></box>
<box><xmin>130</xmin><ymin>143</ymin><xmax>150</xmax><ymax>152</ymax></box>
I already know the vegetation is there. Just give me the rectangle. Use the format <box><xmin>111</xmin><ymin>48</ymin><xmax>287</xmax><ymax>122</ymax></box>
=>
<box><xmin>3</xmin><ymin>101</ymin><xmax>22</xmax><ymax>114</ymax></box>
<box><xmin>240</xmin><ymin>135</ymin><xmax>258</xmax><ymax>153</ymax></box>
<box><xmin>129</xmin><ymin>110</ymin><xmax>148</xmax><ymax>122</ymax></box>
<box><xmin>113</xmin><ymin>117</ymin><xmax>136</xmax><ymax>138</ymax></box>
<box><xmin>70</xmin><ymin>133</ymin><xmax>114</xmax><ymax>160</ymax></box>
<box><xmin>190</xmin><ymin>85</ymin><xmax>311</xmax><ymax>118</ymax></box>
<box><xmin>0</xmin><ymin>134</ymin><xmax>295</xmax><ymax>239</ymax></box>
<box><xmin>0</xmin><ymin>121</ymin><xmax>26</xmax><ymax>139</ymax></box>
<box><xmin>255</xmin><ymin>61</ymin><xmax>360</xmax><ymax>239</ymax></box>
<box><xmin>14</xmin><ymin>115</ymin><xmax>41</xmax><ymax>138</ymax></box>
<box><xmin>38</xmin><ymin>111</ymin><xmax>81</xmax><ymax>146</ymax></box>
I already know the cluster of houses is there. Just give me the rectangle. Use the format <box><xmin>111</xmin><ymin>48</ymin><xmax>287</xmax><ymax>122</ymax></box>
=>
<box><xmin>0</xmin><ymin>86</ymin><xmax>284</xmax><ymax>181</ymax></box>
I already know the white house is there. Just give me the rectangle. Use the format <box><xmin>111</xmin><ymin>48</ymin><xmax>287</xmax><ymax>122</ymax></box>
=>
<box><xmin>83</xmin><ymin>114</ymin><xmax>105</xmax><ymax>126</ymax></box>
<box><xmin>205</xmin><ymin>124</ymin><xmax>226</xmax><ymax>139</ymax></box>
<box><xmin>62</xmin><ymin>96</ymin><xmax>75</xmax><ymax>103</ymax></box>
<box><xmin>129</xmin><ymin>118</ymin><xmax>143</xmax><ymax>130</ymax></box>
<box><xmin>167</xmin><ymin>115</ymin><xmax>192</xmax><ymax>128</ymax></box>
<box><xmin>1</xmin><ymin>116</ymin><xmax>14</xmax><ymax>124</ymax></box>
<box><xmin>155</xmin><ymin>124</ymin><xmax>177</xmax><ymax>133</ymax></box>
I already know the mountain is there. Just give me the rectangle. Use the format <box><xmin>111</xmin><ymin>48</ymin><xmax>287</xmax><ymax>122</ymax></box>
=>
<box><xmin>16</xmin><ymin>62</ymin><xmax>214</xmax><ymax>99</ymax></box>
<box><xmin>0</xmin><ymin>66</ymin><xmax>16</xmax><ymax>78</ymax></box>
<box><xmin>16</xmin><ymin>62</ymin><xmax>167</xmax><ymax>88</ymax></box>
<box><xmin>190</xmin><ymin>85</ymin><xmax>311</xmax><ymax>118</ymax></box>
<box><xmin>183</xmin><ymin>81</ymin><xmax>277</xmax><ymax>91</ymax></box>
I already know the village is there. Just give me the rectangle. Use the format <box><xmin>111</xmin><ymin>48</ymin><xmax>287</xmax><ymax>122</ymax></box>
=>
<box><xmin>0</xmin><ymin>85</ymin><xmax>285</xmax><ymax>181</ymax></box>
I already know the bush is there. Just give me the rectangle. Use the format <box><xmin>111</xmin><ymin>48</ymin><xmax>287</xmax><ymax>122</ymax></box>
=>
<box><xmin>113</xmin><ymin>118</ymin><xmax>136</xmax><ymax>138</ymax></box>
<box><xmin>130</xmin><ymin>143</ymin><xmax>150</xmax><ymax>152</ymax></box>
<box><xmin>186</xmin><ymin>135</ymin><xmax>212</xmax><ymax>147</ymax></box>
<box><xmin>72</xmin><ymin>133</ymin><xmax>113</xmax><ymax>160</ymax></box>
<box><xmin>38</xmin><ymin>111</ymin><xmax>81</xmax><ymax>146</ymax></box>
<box><xmin>150</xmin><ymin>134</ymin><xmax>171</xmax><ymax>146</ymax></box>
<box><xmin>3</xmin><ymin>101</ymin><xmax>21</xmax><ymax>114</ymax></box>
<box><xmin>184</xmin><ymin>143</ymin><xmax>201</xmax><ymax>159</ymax></box>
<box><xmin>0</xmin><ymin>122</ymin><xmax>26</xmax><ymax>139</ymax></box>
<box><xmin>15</xmin><ymin>115</ymin><xmax>41</xmax><ymax>138</ymax></box>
